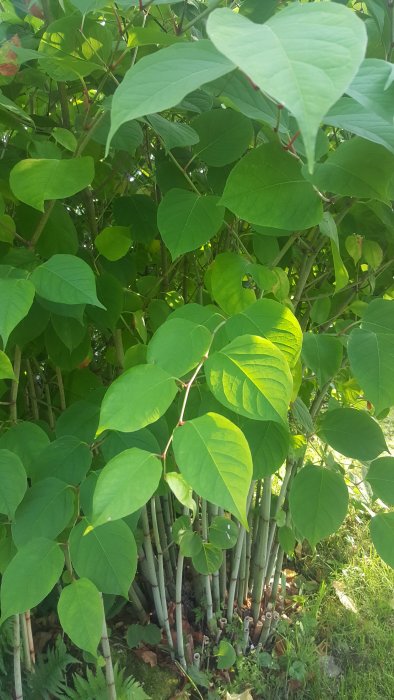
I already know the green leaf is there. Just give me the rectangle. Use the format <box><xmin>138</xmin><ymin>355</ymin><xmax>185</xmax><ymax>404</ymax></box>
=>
<box><xmin>0</xmin><ymin>538</ymin><xmax>64</xmax><ymax>622</ymax></box>
<box><xmin>97</xmin><ymin>364</ymin><xmax>178</xmax><ymax>435</ymax></box>
<box><xmin>220</xmin><ymin>298</ymin><xmax>303</xmax><ymax>369</ymax></box>
<box><xmin>348</xmin><ymin>328</ymin><xmax>394</xmax><ymax>414</ymax></box>
<box><xmin>69</xmin><ymin>519</ymin><xmax>138</xmax><ymax>597</ymax></box>
<box><xmin>0</xmin><ymin>350</ymin><xmax>15</xmax><ymax>380</ymax></box>
<box><xmin>173</xmin><ymin>412</ymin><xmax>252</xmax><ymax>527</ymax></box>
<box><xmin>31</xmin><ymin>255</ymin><xmax>105</xmax><ymax>308</ymax></box>
<box><xmin>52</xmin><ymin>128</ymin><xmax>78</xmax><ymax>152</ymax></box>
<box><xmin>241</xmin><ymin>419</ymin><xmax>289</xmax><ymax>479</ymax></box>
<box><xmin>12</xmin><ymin>477</ymin><xmax>75</xmax><ymax>547</ymax></box>
<box><xmin>180</xmin><ymin>530</ymin><xmax>203</xmax><ymax>557</ymax></box>
<box><xmin>302</xmin><ymin>333</ymin><xmax>343</xmax><ymax>387</ymax></box>
<box><xmin>347</xmin><ymin>59</ymin><xmax>394</xmax><ymax>124</ymax></box>
<box><xmin>147</xmin><ymin>114</ymin><xmax>199</xmax><ymax>151</ymax></box>
<box><xmin>15</xmin><ymin>203</ymin><xmax>78</xmax><ymax>259</ymax></box>
<box><xmin>91</xmin><ymin>448</ymin><xmax>162</xmax><ymax>526</ymax></box>
<box><xmin>51</xmin><ymin>315</ymin><xmax>86</xmax><ymax>353</ymax></box>
<box><xmin>205</xmin><ymin>334</ymin><xmax>293</xmax><ymax>425</ymax></box>
<box><xmin>0</xmin><ymin>450</ymin><xmax>27</xmax><ymax>519</ymax></box>
<box><xmin>278</xmin><ymin>525</ymin><xmax>296</xmax><ymax>556</ymax></box>
<box><xmin>0</xmin><ymin>278</ymin><xmax>35</xmax><ymax>347</ymax></box>
<box><xmin>209</xmin><ymin>516</ymin><xmax>238</xmax><ymax>550</ymax></box>
<box><xmin>207</xmin><ymin>3</ymin><xmax>366</xmax><ymax>170</ymax></box>
<box><xmin>157</xmin><ymin>189</ymin><xmax>224</xmax><ymax>260</ymax></box>
<box><xmin>221</xmin><ymin>144</ymin><xmax>322</xmax><ymax>230</ymax></box>
<box><xmin>291</xmin><ymin>397</ymin><xmax>314</xmax><ymax>437</ymax></box>
<box><xmin>30</xmin><ymin>436</ymin><xmax>92</xmax><ymax>486</ymax></box>
<box><xmin>165</xmin><ymin>472</ymin><xmax>196</xmax><ymax>520</ymax></box>
<box><xmin>107</xmin><ymin>41</ymin><xmax>233</xmax><ymax>151</ymax></box>
<box><xmin>147</xmin><ymin>318</ymin><xmax>211</xmax><ymax>379</ymax></box>
<box><xmin>312</xmin><ymin>138</ymin><xmax>394</xmax><ymax>203</ymax></box>
<box><xmin>319</xmin><ymin>212</ymin><xmax>349</xmax><ymax>292</ymax></box>
<box><xmin>370</xmin><ymin>512</ymin><xmax>394</xmax><ymax>568</ymax></box>
<box><xmin>366</xmin><ymin>457</ymin><xmax>394</xmax><ymax>506</ymax></box>
<box><xmin>192</xmin><ymin>542</ymin><xmax>223</xmax><ymax>575</ymax></box>
<box><xmin>319</xmin><ymin>408</ymin><xmax>387</xmax><ymax>461</ymax></box>
<box><xmin>216</xmin><ymin>640</ymin><xmax>236</xmax><ymax>670</ymax></box>
<box><xmin>325</xmin><ymin>96</ymin><xmax>394</xmax><ymax>155</ymax></box>
<box><xmin>9</xmin><ymin>158</ymin><xmax>94</xmax><ymax>212</ymax></box>
<box><xmin>362</xmin><ymin>299</ymin><xmax>394</xmax><ymax>335</ymax></box>
<box><xmin>56</xmin><ymin>393</ymin><xmax>103</xmax><ymax>444</ymax></box>
<box><xmin>95</xmin><ymin>227</ymin><xmax>132</xmax><ymax>261</ymax></box>
<box><xmin>0</xmin><ymin>214</ymin><xmax>15</xmax><ymax>244</ymax></box>
<box><xmin>58</xmin><ymin>578</ymin><xmax>102</xmax><ymax>656</ymax></box>
<box><xmin>192</xmin><ymin>109</ymin><xmax>253</xmax><ymax>166</ymax></box>
<box><xmin>0</xmin><ymin>422</ymin><xmax>50</xmax><ymax>476</ymax></box>
<box><xmin>209</xmin><ymin>253</ymin><xmax>256</xmax><ymax>316</ymax></box>
<box><xmin>289</xmin><ymin>465</ymin><xmax>349</xmax><ymax>547</ymax></box>
<box><xmin>100</xmin><ymin>428</ymin><xmax>160</xmax><ymax>463</ymax></box>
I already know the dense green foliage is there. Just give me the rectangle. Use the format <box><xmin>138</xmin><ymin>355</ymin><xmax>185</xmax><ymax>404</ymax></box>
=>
<box><xmin>0</xmin><ymin>0</ymin><xmax>393</xmax><ymax>696</ymax></box>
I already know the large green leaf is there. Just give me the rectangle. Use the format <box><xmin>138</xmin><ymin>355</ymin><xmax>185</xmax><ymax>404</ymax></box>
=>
<box><xmin>366</xmin><ymin>457</ymin><xmax>394</xmax><ymax>506</ymax></box>
<box><xmin>0</xmin><ymin>351</ymin><xmax>15</xmax><ymax>380</ymax></box>
<box><xmin>240</xmin><ymin>419</ymin><xmax>289</xmax><ymax>479</ymax></box>
<box><xmin>0</xmin><ymin>278</ymin><xmax>35</xmax><ymax>347</ymax></box>
<box><xmin>220</xmin><ymin>298</ymin><xmax>302</xmax><ymax>369</ymax></box>
<box><xmin>207</xmin><ymin>3</ymin><xmax>366</xmax><ymax>170</ymax></box>
<box><xmin>205</xmin><ymin>334</ymin><xmax>293</xmax><ymax>425</ymax></box>
<box><xmin>192</xmin><ymin>108</ymin><xmax>253</xmax><ymax>166</ymax></box>
<box><xmin>370</xmin><ymin>512</ymin><xmax>394</xmax><ymax>568</ymax></box>
<box><xmin>70</xmin><ymin>519</ymin><xmax>137</xmax><ymax>597</ymax></box>
<box><xmin>221</xmin><ymin>144</ymin><xmax>322</xmax><ymax>230</ymax></box>
<box><xmin>147</xmin><ymin>318</ymin><xmax>211</xmax><ymax>379</ymax></box>
<box><xmin>325</xmin><ymin>96</ymin><xmax>394</xmax><ymax>155</ymax></box>
<box><xmin>348</xmin><ymin>328</ymin><xmax>394</xmax><ymax>414</ymax></box>
<box><xmin>311</xmin><ymin>138</ymin><xmax>394</xmax><ymax>203</ymax></box>
<box><xmin>319</xmin><ymin>408</ymin><xmax>387</xmax><ymax>461</ymax></box>
<box><xmin>0</xmin><ymin>422</ymin><xmax>50</xmax><ymax>476</ymax></box>
<box><xmin>95</xmin><ymin>226</ymin><xmax>132</xmax><ymax>262</ymax></box>
<box><xmin>362</xmin><ymin>299</ymin><xmax>394</xmax><ymax>335</ymax></box>
<box><xmin>112</xmin><ymin>195</ymin><xmax>158</xmax><ymax>244</ymax></box>
<box><xmin>91</xmin><ymin>448</ymin><xmax>162</xmax><ymax>526</ymax></box>
<box><xmin>209</xmin><ymin>253</ymin><xmax>256</xmax><ymax>316</ymax></box>
<box><xmin>97</xmin><ymin>364</ymin><xmax>178</xmax><ymax>435</ymax></box>
<box><xmin>147</xmin><ymin>114</ymin><xmax>199</xmax><ymax>151</ymax></box>
<box><xmin>58</xmin><ymin>579</ymin><xmax>102</xmax><ymax>656</ymax></box>
<box><xmin>12</xmin><ymin>478</ymin><xmax>75</xmax><ymax>547</ymax></box>
<box><xmin>30</xmin><ymin>436</ymin><xmax>92</xmax><ymax>486</ymax></box>
<box><xmin>302</xmin><ymin>333</ymin><xmax>343</xmax><ymax>387</ymax></box>
<box><xmin>346</xmin><ymin>59</ymin><xmax>394</xmax><ymax>124</ymax></box>
<box><xmin>157</xmin><ymin>189</ymin><xmax>224</xmax><ymax>260</ymax></box>
<box><xmin>0</xmin><ymin>450</ymin><xmax>27</xmax><ymax>519</ymax></box>
<box><xmin>107</xmin><ymin>41</ymin><xmax>233</xmax><ymax>151</ymax></box>
<box><xmin>31</xmin><ymin>255</ymin><xmax>104</xmax><ymax>308</ymax></box>
<box><xmin>10</xmin><ymin>158</ymin><xmax>94</xmax><ymax>212</ymax></box>
<box><xmin>0</xmin><ymin>538</ymin><xmax>64</xmax><ymax>622</ymax></box>
<box><xmin>289</xmin><ymin>465</ymin><xmax>348</xmax><ymax>547</ymax></box>
<box><xmin>173</xmin><ymin>413</ymin><xmax>252</xmax><ymax>527</ymax></box>
<box><xmin>192</xmin><ymin>542</ymin><xmax>223</xmax><ymax>575</ymax></box>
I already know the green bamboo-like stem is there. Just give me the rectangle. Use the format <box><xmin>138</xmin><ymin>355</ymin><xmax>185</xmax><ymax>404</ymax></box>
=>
<box><xmin>249</xmin><ymin>479</ymin><xmax>262</xmax><ymax>588</ymax></box>
<box><xmin>201</xmin><ymin>499</ymin><xmax>213</xmax><ymax>622</ymax></box>
<box><xmin>14</xmin><ymin>614</ymin><xmax>23</xmax><ymax>700</ymax></box>
<box><xmin>20</xmin><ymin>613</ymin><xmax>31</xmax><ymax>672</ymax></box>
<box><xmin>266</xmin><ymin>460</ymin><xmax>295</xmax><ymax>563</ymax></box>
<box><xmin>162</xmin><ymin>493</ymin><xmax>177</xmax><ymax>570</ymax></box>
<box><xmin>270</xmin><ymin>546</ymin><xmax>285</xmax><ymax>604</ymax></box>
<box><xmin>175</xmin><ymin>549</ymin><xmax>187</xmax><ymax>669</ymax></box>
<box><xmin>244</xmin><ymin>502</ymin><xmax>254</xmax><ymax>600</ymax></box>
<box><xmin>24</xmin><ymin>611</ymin><xmax>35</xmax><ymax>666</ymax></box>
<box><xmin>55</xmin><ymin>367</ymin><xmax>66</xmax><ymax>411</ymax></box>
<box><xmin>25</xmin><ymin>359</ymin><xmax>39</xmax><ymax>420</ymax></box>
<box><xmin>237</xmin><ymin>535</ymin><xmax>247</xmax><ymax>609</ymax></box>
<box><xmin>264</xmin><ymin>541</ymin><xmax>280</xmax><ymax>591</ymax></box>
<box><xmin>209</xmin><ymin>504</ymin><xmax>220</xmax><ymax>612</ymax></box>
<box><xmin>150</xmin><ymin>498</ymin><xmax>174</xmax><ymax>654</ymax></box>
<box><xmin>129</xmin><ymin>585</ymin><xmax>148</xmax><ymax>623</ymax></box>
<box><xmin>251</xmin><ymin>476</ymin><xmax>272</xmax><ymax>622</ymax></box>
<box><xmin>10</xmin><ymin>346</ymin><xmax>22</xmax><ymax>423</ymax></box>
<box><xmin>219</xmin><ymin>549</ymin><xmax>227</xmax><ymax>605</ymax></box>
<box><xmin>100</xmin><ymin>596</ymin><xmax>117</xmax><ymax>700</ymax></box>
<box><xmin>43</xmin><ymin>381</ymin><xmax>55</xmax><ymax>431</ymax></box>
<box><xmin>155</xmin><ymin>496</ymin><xmax>174</xmax><ymax>585</ymax></box>
<box><xmin>141</xmin><ymin>506</ymin><xmax>165</xmax><ymax>627</ymax></box>
<box><xmin>226</xmin><ymin>484</ymin><xmax>255</xmax><ymax>622</ymax></box>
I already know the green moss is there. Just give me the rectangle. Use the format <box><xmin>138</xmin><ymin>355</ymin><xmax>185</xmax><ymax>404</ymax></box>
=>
<box><xmin>125</xmin><ymin>653</ymin><xmax>180</xmax><ymax>700</ymax></box>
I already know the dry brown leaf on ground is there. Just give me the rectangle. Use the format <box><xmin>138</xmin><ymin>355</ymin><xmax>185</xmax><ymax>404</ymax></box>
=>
<box><xmin>226</xmin><ymin>690</ymin><xmax>253</xmax><ymax>700</ymax></box>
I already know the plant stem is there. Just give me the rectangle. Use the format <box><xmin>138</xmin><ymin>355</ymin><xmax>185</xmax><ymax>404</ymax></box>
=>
<box><xmin>175</xmin><ymin>550</ymin><xmax>187</xmax><ymax>669</ymax></box>
<box><xmin>55</xmin><ymin>367</ymin><xmax>66</xmax><ymax>411</ymax></box>
<box><xmin>25</xmin><ymin>360</ymin><xmax>39</xmax><ymax>420</ymax></box>
<box><xmin>100</xmin><ymin>598</ymin><xmax>117</xmax><ymax>700</ymax></box>
<box><xmin>24</xmin><ymin>611</ymin><xmax>35</xmax><ymax>666</ymax></box>
<box><xmin>227</xmin><ymin>484</ymin><xmax>255</xmax><ymax>622</ymax></box>
<box><xmin>141</xmin><ymin>506</ymin><xmax>165</xmax><ymax>627</ymax></box>
<box><xmin>14</xmin><ymin>615</ymin><xmax>23</xmax><ymax>700</ymax></box>
<box><xmin>10</xmin><ymin>346</ymin><xmax>22</xmax><ymax>423</ymax></box>
<box><xmin>178</xmin><ymin>0</ymin><xmax>222</xmax><ymax>33</ymax></box>
<box><xmin>252</xmin><ymin>476</ymin><xmax>272</xmax><ymax>622</ymax></box>
<box><xmin>201</xmin><ymin>499</ymin><xmax>213</xmax><ymax>622</ymax></box>
<box><xmin>20</xmin><ymin>613</ymin><xmax>31</xmax><ymax>672</ymax></box>
<box><xmin>150</xmin><ymin>498</ymin><xmax>174</xmax><ymax>654</ymax></box>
